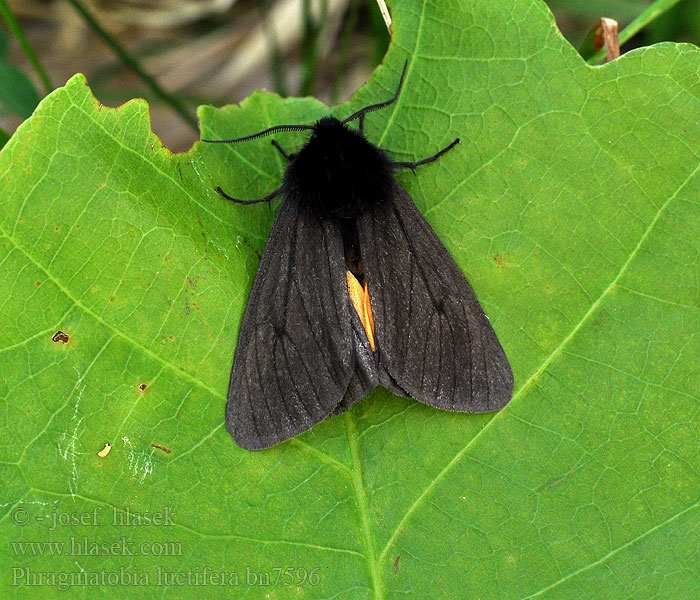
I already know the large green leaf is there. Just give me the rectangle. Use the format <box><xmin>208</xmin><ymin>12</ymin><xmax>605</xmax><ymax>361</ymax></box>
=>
<box><xmin>1</xmin><ymin>0</ymin><xmax>699</xmax><ymax>598</ymax></box>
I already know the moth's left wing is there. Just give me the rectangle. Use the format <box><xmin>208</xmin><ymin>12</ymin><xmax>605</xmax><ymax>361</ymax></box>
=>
<box><xmin>358</xmin><ymin>183</ymin><xmax>513</xmax><ymax>412</ymax></box>
<box><xmin>227</xmin><ymin>200</ymin><xmax>355</xmax><ymax>449</ymax></box>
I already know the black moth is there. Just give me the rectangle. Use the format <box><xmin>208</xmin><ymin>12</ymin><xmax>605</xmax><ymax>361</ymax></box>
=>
<box><xmin>204</xmin><ymin>62</ymin><xmax>513</xmax><ymax>450</ymax></box>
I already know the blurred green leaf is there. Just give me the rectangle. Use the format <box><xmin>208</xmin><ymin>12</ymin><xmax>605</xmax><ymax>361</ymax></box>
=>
<box><xmin>547</xmin><ymin>0</ymin><xmax>647</xmax><ymax>22</ymax></box>
<box><xmin>0</xmin><ymin>22</ymin><xmax>8</xmax><ymax>58</ymax></box>
<box><xmin>0</xmin><ymin>125</ymin><xmax>9</xmax><ymax>149</ymax></box>
<box><xmin>645</xmin><ymin>0</ymin><xmax>700</xmax><ymax>44</ymax></box>
<box><xmin>1</xmin><ymin>1</ymin><xmax>700</xmax><ymax>598</ymax></box>
<box><xmin>685</xmin><ymin>0</ymin><xmax>700</xmax><ymax>40</ymax></box>
<box><xmin>0</xmin><ymin>59</ymin><xmax>41</xmax><ymax>117</ymax></box>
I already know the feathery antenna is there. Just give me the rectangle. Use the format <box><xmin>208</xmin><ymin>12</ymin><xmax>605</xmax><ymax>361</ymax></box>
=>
<box><xmin>342</xmin><ymin>60</ymin><xmax>408</xmax><ymax>125</ymax></box>
<box><xmin>202</xmin><ymin>124</ymin><xmax>314</xmax><ymax>144</ymax></box>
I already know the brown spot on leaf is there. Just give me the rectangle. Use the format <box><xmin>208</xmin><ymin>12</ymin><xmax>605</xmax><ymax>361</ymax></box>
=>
<box><xmin>393</xmin><ymin>554</ymin><xmax>401</xmax><ymax>575</ymax></box>
<box><xmin>36</xmin><ymin>281</ymin><xmax>41</xmax><ymax>287</ymax></box>
<box><xmin>52</xmin><ymin>331</ymin><xmax>69</xmax><ymax>344</ymax></box>
<box><xmin>138</xmin><ymin>383</ymin><xmax>147</xmax><ymax>392</ymax></box>
<box><xmin>151</xmin><ymin>443</ymin><xmax>172</xmax><ymax>454</ymax></box>
<box><xmin>494</xmin><ymin>253</ymin><xmax>510</xmax><ymax>268</ymax></box>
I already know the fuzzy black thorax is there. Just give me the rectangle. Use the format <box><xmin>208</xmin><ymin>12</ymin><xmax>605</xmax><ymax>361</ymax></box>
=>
<box><xmin>283</xmin><ymin>116</ymin><xmax>395</xmax><ymax>221</ymax></box>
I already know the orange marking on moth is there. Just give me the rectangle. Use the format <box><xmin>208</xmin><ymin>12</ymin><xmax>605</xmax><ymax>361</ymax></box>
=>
<box><xmin>346</xmin><ymin>271</ymin><xmax>376</xmax><ymax>351</ymax></box>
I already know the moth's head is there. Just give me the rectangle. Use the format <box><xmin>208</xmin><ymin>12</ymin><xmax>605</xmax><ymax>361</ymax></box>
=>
<box><xmin>311</xmin><ymin>115</ymin><xmax>347</xmax><ymax>136</ymax></box>
<box><xmin>305</xmin><ymin>116</ymin><xmax>364</xmax><ymax>161</ymax></box>
<box><xmin>284</xmin><ymin>116</ymin><xmax>395</xmax><ymax>220</ymax></box>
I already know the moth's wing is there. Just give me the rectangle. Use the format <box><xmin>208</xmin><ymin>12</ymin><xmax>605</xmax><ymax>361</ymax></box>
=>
<box><xmin>332</xmin><ymin>314</ymin><xmax>379</xmax><ymax>416</ymax></box>
<box><xmin>358</xmin><ymin>183</ymin><xmax>513</xmax><ymax>412</ymax></box>
<box><xmin>227</xmin><ymin>200</ymin><xmax>354</xmax><ymax>449</ymax></box>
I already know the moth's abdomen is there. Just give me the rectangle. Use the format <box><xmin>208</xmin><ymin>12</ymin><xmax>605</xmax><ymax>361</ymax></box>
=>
<box><xmin>284</xmin><ymin>116</ymin><xmax>395</xmax><ymax>220</ymax></box>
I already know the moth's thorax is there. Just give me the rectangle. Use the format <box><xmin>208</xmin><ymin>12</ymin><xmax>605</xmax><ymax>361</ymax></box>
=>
<box><xmin>283</xmin><ymin>116</ymin><xmax>395</xmax><ymax>220</ymax></box>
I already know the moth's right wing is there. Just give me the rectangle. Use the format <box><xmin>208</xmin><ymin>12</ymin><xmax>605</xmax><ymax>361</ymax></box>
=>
<box><xmin>358</xmin><ymin>183</ymin><xmax>513</xmax><ymax>413</ymax></box>
<box><xmin>226</xmin><ymin>200</ymin><xmax>355</xmax><ymax>450</ymax></box>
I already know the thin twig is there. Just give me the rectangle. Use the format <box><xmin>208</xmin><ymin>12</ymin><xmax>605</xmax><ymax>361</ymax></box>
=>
<box><xmin>0</xmin><ymin>0</ymin><xmax>53</xmax><ymax>93</ymax></box>
<box><xmin>376</xmin><ymin>0</ymin><xmax>392</xmax><ymax>32</ymax></box>
<box><xmin>65</xmin><ymin>0</ymin><xmax>197</xmax><ymax>131</ymax></box>
<box><xmin>601</xmin><ymin>18</ymin><xmax>620</xmax><ymax>61</ymax></box>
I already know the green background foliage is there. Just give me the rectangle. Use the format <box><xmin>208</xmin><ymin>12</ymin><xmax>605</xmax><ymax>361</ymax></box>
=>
<box><xmin>1</xmin><ymin>0</ymin><xmax>699</xmax><ymax>598</ymax></box>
